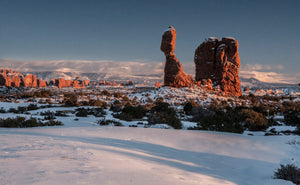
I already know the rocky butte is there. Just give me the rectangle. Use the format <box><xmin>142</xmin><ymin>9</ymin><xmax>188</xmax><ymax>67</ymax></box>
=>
<box><xmin>160</xmin><ymin>26</ymin><xmax>194</xmax><ymax>87</ymax></box>
<box><xmin>194</xmin><ymin>37</ymin><xmax>242</xmax><ymax>96</ymax></box>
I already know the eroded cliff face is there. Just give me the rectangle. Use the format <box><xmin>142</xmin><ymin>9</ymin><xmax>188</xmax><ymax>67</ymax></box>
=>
<box><xmin>194</xmin><ymin>37</ymin><xmax>242</xmax><ymax>96</ymax></box>
<box><xmin>161</xmin><ymin>26</ymin><xmax>194</xmax><ymax>87</ymax></box>
<box><xmin>0</xmin><ymin>69</ymin><xmax>89</xmax><ymax>88</ymax></box>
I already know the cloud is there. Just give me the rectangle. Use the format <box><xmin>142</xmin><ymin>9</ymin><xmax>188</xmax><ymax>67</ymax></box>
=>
<box><xmin>240</xmin><ymin>64</ymin><xmax>284</xmax><ymax>71</ymax></box>
<box><xmin>0</xmin><ymin>58</ymin><xmax>165</xmax><ymax>79</ymax></box>
<box><xmin>239</xmin><ymin>70</ymin><xmax>299</xmax><ymax>84</ymax></box>
<box><xmin>239</xmin><ymin>63</ymin><xmax>299</xmax><ymax>83</ymax></box>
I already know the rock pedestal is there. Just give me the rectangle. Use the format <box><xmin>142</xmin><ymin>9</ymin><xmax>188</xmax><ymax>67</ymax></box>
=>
<box><xmin>161</xmin><ymin>26</ymin><xmax>194</xmax><ymax>87</ymax></box>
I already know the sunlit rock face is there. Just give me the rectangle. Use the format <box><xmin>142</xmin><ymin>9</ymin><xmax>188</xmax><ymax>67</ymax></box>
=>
<box><xmin>23</xmin><ymin>74</ymin><xmax>38</xmax><ymax>87</ymax></box>
<box><xmin>194</xmin><ymin>37</ymin><xmax>242</xmax><ymax>96</ymax></box>
<box><xmin>161</xmin><ymin>26</ymin><xmax>194</xmax><ymax>87</ymax></box>
<box><xmin>38</xmin><ymin>79</ymin><xmax>47</xmax><ymax>87</ymax></box>
<box><xmin>0</xmin><ymin>69</ymin><xmax>24</xmax><ymax>87</ymax></box>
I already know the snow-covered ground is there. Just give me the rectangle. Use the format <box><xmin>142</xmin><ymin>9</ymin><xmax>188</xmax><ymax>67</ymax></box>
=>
<box><xmin>1</xmin><ymin>123</ymin><xmax>299</xmax><ymax>185</ymax></box>
<box><xmin>0</xmin><ymin>87</ymin><xmax>299</xmax><ymax>185</ymax></box>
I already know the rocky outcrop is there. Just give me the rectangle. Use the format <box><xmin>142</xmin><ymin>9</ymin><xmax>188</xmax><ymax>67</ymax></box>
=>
<box><xmin>55</xmin><ymin>78</ymin><xmax>72</xmax><ymax>88</ymax></box>
<box><xmin>0</xmin><ymin>68</ymin><xmax>91</xmax><ymax>89</ymax></box>
<box><xmin>83</xmin><ymin>80</ymin><xmax>90</xmax><ymax>86</ymax></box>
<box><xmin>11</xmin><ymin>75</ymin><xmax>22</xmax><ymax>87</ymax></box>
<box><xmin>161</xmin><ymin>26</ymin><xmax>194</xmax><ymax>87</ymax></box>
<box><xmin>0</xmin><ymin>69</ymin><xmax>24</xmax><ymax>87</ymax></box>
<box><xmin>23</xmin><ymin>74</ymin><xmax>38</xmax><ymax>87</ymax></box>
<box><xmin>38</xmin><ymin>79</ymin><xmax>47</xmax><ymax>87</ymax></box>
<box><xmin>72</xmin><ymin>80</ymin><xmax>80</xmax><ymax>88</ymax></box>
<box><xmin>194</xmin><ymin>37</ymin><xmax>242</xmax><ymax>96</ymax></box>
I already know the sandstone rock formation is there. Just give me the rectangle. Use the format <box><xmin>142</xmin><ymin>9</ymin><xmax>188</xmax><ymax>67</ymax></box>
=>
<box><xmin>38</xmin><ymin>79</ymin><xmax>47</xmax><ymax>87</ymax></box>
<box><xmin>161</xmin><ymin>26</ymin><xmax>194</xmax><ymax>87</ymax></box>
<box><xmin>84</xmin><ymin>80</ymin><xmax>90</xmax><ymax>86</ymax></box>
<box><xmin>194</xmin><ymin>37</ymin><xmax>242</xmax><ymax>96</ymax></box>
<box><xmin>23</xmin><ymin>74</ymin><xmax>38</xmax><ymax>87</ymax></box>
<box><xmin>72</xmin><ymin>80</ymin><xmax>80</xmax><ymax>88</ymax></box>
<box><xmin>11</xmin><ymin>75</ymin><xmax>22</xmax><ymax>87</ymax></box>
<box><xmin>0</xmin><ymin>68</ymin><xmax>91</xmax><ymax>89</ymax></box>
<box><xmin>0</xmin><ymin>69</ymin><xmax>24</xmax><ymax>87</ymax></box>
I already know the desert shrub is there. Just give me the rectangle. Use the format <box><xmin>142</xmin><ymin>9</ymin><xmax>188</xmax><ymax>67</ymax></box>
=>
<box><xmin>40</xmin><ymin>110</ymin><xmax>54</xmax><ymax>116</ymax></box>
<box><xmin>198</xmin><ymin>113</ymin><xmax>244</xmax><ymax>134</ymax></box>
<box><xmin>253</xmin><ymin>103</ymin><xmax>276</xmax><ymax>116</ymax></box>
<box><xmin>74</xmin><ymin>107</ymin><xmax>106</xmax><ymax>117</ymax></box>
<box><xmin>241</xmin><ymin>109</ymin><xmax>268</xmax><ymax>131</ymax></box>
<box><xmin>113</xmin><ymin>92</ymin><xmax>123</xmax><ymax>98</ymax></box>
<box><xmin>154</xmin><ymin>97</ymin><xmax>164</xmax><ymax>104</ymax></box>
<box><xmin>0</xmin><ymin>107</ymin><xmax>6</xmax><ymax>113</ymax></box>
<box><xmin>183</xmin><ymin>101</ymin><xmax>199</xmax><ymax>115</ymax></box>
<box><xmin>17</xmin><ymin>106</ymin><xmax>27</xmax><ymax>113</ymax></box>
<box><xmin>97</xmin><ymin>119</ymin><xmax>123</xmax><ymax>126</ymax></box>
<box><xmin>75</xmin><ymin>108</ymin><xmax>88</xmax><ymax>117</ymax></box>
<box><xmin>110</xmin><ymin>104</ymin><xmax>122</xmax><ymax>112</ymax></box>
<box><xmin>114</xmin><ymin>104</ymin><xmax>147</xmax><ymax>121</ymax></box>
<box><xmin>0</xmin><ymin>117</ymin><xmax>63</xmax><ymax>128</ymax></box>
<box><xmin>34</xmin><ymin>90</ymin><xmax>53</xmax><ymax>98</ymax></box>
<box><xmin>45</xmin><ymin>98</ymin><xmax>52</xmax><ymax>104</ymax></box>
<box><xmin>0</xmin><ymin>117</ymin><xmax>25</xmax><ymax>127</ymax></box>
<box><xmin>93</xmin><ymin>108</ymin><xmax>106</xmax><ymax>117</ymax></box>
<box><xmin>63</xmin><ymin>93</ymin><xmax>79</xmax><ymax>107</ymax></box>
<box><xmin>148</xmin><ymin>102</ymin><xmax>182</xmax><ymax>129</ymax></box>
<box><xmin>101</xmin><ymin>90</ymin><xmax>111</xmax><ymax>96</ymax></box>
<box><xmin>122</xmin><ymin>95</ymin><xmax>130</xmax><ymax>103</ymax></box>
<box><xmin>190</xmin><ymin>107</ymin><xmax>215</xmax><ymax>122</ymax></box>
<box><xmin>145</xmin><ymin>97</ymin><xmax>153</xmax><ymax>104</ymax></box>
<box><xmin>190</xmin><ymin>107</ymin><xmax>247</xmax><ymax>133</ymax></box>
<box><xmin>284</xmin><ymin>110</ymin><xmax>300</xmax><ymax>126</ymax></box>
<box><xmin>55</xmin><ymin>111</ymin><xmax>69</xmax><ymax>117</ymax></box>
<box><xmin>81</xmin><ymin>99</ymin><xmax>107</xmax><ymax>107</ymax></box>
<box><xmin>40</xmin><ymin>111</ymin><xmax>56</xmax><ymax>120</ymax></box>
<box><xmin>8</xmin><ymin>108</ymin><xmax>18</xmax><ymax>113</ymax></box>
<box><xmin>22</xmin><ymin>118</ymin><xmax>41</xmax><ymax>127</ymax></box>
<box><xmin>27</xmin><ymin>104</ymin><xmax>38</xmax><ymax>110</ymax></box>
<box><xmin>0</xmin><ymin>95</ymin><xmax>6</xmax><ymax>101</ymax></box>
<box><xmin>46</xmin><ymin>120</ymin><xmax>63</xmax><ymax>126</ymax></box>
<box><xmin>274</xmin><ymin>164</ymin><xmax>300</xmax><ymax>185</ymax></box>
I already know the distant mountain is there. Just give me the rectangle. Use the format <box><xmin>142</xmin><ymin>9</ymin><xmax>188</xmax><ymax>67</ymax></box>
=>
<box><xmin>240</xmin><ymin>77</ymin><xmax>299</xmax><ymax>90</ymax></box>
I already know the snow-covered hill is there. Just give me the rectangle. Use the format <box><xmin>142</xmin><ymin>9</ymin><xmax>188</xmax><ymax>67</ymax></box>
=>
<box><xmin>0</xmin><ymin>125</ymin><xmax>298</xmax><ymax>185</ymax></box>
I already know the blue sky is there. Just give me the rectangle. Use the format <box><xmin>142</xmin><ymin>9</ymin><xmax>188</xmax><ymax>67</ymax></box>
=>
<box><xmin>0</xmin><ymin>0</ymin><xmax>299</xmax><ymax>82</ymax></box>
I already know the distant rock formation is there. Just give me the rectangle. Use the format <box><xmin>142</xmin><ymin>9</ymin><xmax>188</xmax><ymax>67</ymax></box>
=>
<box><xmin>38</xmin><ymin>79</ymin><xmax>47</xmax><ymax>87</ymax></box>
<box><xmin>0</xmin><ymin>68</ymin><xmax>90</xmax><ymax>89</ymax></box>
<box><xmin>0</xmin><ymin>69</ymin><xmax>24</xmax><ymax>87</ymax></box>
<box><xmin>161</xmin><ymin>26</ymin><xmax>194</xmax><ymax>87</ymax></box>
<box><xmin>23</xmin><ymin>74</ymin><xmax>38</xmax><ymax>87</ymax></box>
<box><xmin>194</xmin><ymin>37</ymin><xmax>242</xmax><ymax>96</ymax></box>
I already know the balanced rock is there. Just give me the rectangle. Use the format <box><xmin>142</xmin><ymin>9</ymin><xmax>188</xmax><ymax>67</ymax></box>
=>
<box><xmin>194</xmin><ymin>37</ymin><xmax>242</xmax><ymax>96</ymax></box>
<box><xmin>161</xmin><ymin>26</ymin><xmax>194</xmax><ymax>87</ymax></box>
